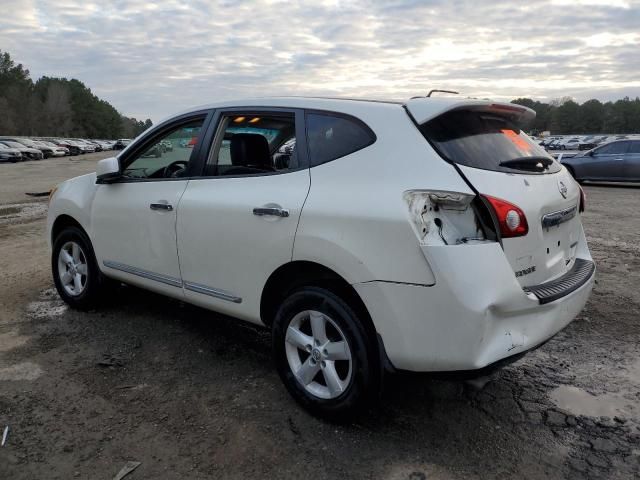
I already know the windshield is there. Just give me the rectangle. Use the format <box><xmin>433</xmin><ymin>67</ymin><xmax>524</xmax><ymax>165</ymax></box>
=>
<box><xmin>2</xmin><ymin>141</ymin><xmax>24</xmax><ymax>148</ymax></box>
<box><xmin>420</xmin><ymin>110</ymin><xmax>561</xmax><ymax>174</ymax></box>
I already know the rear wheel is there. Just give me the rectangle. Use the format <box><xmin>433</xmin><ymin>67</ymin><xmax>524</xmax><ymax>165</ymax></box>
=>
<box><xmin>272</xmin><ymin>287</ymin><xmax>378</xmax><ymax>420</ymax></box>
<box><xmin>52</xmin><ymin>226</ymin><xmax>108</xmax><ymax>310</ymax></box>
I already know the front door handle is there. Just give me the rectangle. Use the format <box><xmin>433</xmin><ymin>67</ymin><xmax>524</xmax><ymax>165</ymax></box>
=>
<box><xmin>253</xmin><ymin>207</ymin><xmax>289</xmax><ymax>218</ymax></box>
<box><xmin>150</xmin><ymin>203</ymin><xmax>173</xmax><ymax>211</ymax></box>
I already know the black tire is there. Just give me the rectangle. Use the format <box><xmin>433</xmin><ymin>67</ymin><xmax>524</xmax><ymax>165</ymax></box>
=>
<box><xmin>52</xmin><ymin>226</ymin><xmax>108</xmax><ymax>310</ymax></box>
<box><xmin>272</xmin><ymin>286</ymin><xmax>379</xmax><ymax>421</ymax></box>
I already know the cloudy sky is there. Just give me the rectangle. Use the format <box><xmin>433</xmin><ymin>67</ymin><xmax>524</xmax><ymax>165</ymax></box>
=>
<box><xmin>1</xmin><ymin>0</ymin><xmax>639</xmax><ymax>121</ymax></box>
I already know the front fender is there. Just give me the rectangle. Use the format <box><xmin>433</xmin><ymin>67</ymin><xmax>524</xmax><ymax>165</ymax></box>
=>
<box><xmin>46</xmin><ymin>173</ymin><xmax>99</xmax><ymax>249</ymax></box>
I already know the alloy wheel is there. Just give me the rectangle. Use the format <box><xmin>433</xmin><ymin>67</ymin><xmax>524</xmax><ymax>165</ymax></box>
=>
<box><xmin>57</xmin><ymin>241</ymin><xmax>88</xmax><ymax>296</ymax></box>
<box><xmin>285</xmin><ymin>310</ymin><xmax>353</xmax><ymax>399</ymax></box>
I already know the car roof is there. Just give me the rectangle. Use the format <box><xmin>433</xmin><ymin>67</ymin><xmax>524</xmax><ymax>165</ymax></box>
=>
<box><xmin>159</xmin><ymin>95</ymin><xmax>535</xmax><ymax>128</ymax></box>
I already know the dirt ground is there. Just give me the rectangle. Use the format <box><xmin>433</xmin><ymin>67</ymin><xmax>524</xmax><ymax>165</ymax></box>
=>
<box><xmin>0</xmin><ymin>153</ymin><xmax>639</xmax><ymax>479</ymax></box>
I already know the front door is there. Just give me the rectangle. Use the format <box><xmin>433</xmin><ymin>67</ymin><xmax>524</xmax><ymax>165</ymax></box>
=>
<box><xmin>176</xmin><ymin>109</ymin><xmax>310</xmax><ymax>323</ymax></box>
<box><xmin>91</xmin><ymin>113</ymin><xmax>209</xmax><ymax>297</ymax></box>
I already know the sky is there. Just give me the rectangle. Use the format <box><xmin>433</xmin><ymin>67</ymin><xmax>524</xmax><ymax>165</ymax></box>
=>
<box><xmin>1</xmin><ymin>0</ymin><xmax>639</xmax><ymax>122</ymax></box>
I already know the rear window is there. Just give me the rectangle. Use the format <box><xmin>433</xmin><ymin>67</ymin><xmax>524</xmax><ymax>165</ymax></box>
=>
<box><xmin>306</xmin><ymin>113</ymin><xmax>375</xmax><ymax>167</ymax></box>
<box><xmin>420</xmin><ymin>110</ymin><xmax>561</xmax><ymax>174</ymax></box>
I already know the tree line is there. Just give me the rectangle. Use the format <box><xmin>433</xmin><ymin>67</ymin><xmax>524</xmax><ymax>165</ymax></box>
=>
<box><xmin>512</xmin><ymin>96</ymin><xmax>640</xmax><ymax>135</ymax></box>
<box><xmin>0</xmin><ymin>50</ymin><xmax>152</xmax><ymax>139</ymax></box>
<box><xmin>3</xmin><ymin>49</ymin><xmax>640</xmax><ymax>138</ymax></box>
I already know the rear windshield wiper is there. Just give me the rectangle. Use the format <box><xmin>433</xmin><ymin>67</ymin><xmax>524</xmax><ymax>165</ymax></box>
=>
<box><xmin>499</xmin><ymin>156</ymin><xmax>553</xmax><ymax>171</ymax></box>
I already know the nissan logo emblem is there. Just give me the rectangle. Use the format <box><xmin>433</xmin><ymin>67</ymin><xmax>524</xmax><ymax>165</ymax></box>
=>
<box><xmin>558</xmin><ymin>180</ymin><xmax>568</xmax><ymax>199</ymax></box>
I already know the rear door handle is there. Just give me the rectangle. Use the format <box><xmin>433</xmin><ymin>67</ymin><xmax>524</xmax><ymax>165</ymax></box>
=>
<box><xmin>253</xmin><ymin>207</ymin><xmax>289</xmax><ymax>218</ymax></box>
<box><xmin>150</xmin><ymin>203</ymin><xmax>173</xmax><ymax>211</ymax></box>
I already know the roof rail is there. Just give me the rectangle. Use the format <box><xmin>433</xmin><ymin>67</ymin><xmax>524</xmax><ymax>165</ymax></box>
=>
<box><xmin>411</xmin><ymin>90</ymin><xmax>460</xmax><ymax>99</ymax></box>
<box><xmin>427</xmin><ymin>89</ymin><xmax>459</xmax><ymax>97</ymax></box>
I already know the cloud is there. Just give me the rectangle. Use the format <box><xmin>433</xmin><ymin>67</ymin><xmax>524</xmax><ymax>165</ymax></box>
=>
<box><xmin>1</xmin><ymin>0</ymin><xmax>639</xmax><ymax>121</ymax></box>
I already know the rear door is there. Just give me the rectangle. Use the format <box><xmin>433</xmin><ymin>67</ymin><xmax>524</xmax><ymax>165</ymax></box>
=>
<box><xmin>410</xmin><ymin>102</ymin><xmax>583</xmax><ymax>287</ymax></box>
<box><xmin>176</xmin><ymin>108</ymin><xmax>310</xmax><ymax>323</ymax></box>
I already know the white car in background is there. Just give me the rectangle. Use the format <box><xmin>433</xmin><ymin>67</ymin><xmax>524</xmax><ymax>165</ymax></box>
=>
<box><xmin>34</xmin><ymin>140</ymin><xmax>68</xmax><ymax>157</ymax></box>
<box><xmin>556</xmin><ymin>137</ymin><xmax>582</xmax><ymax>150</ymax></box>
<box><xmin>47</xmin><ymin>96</ymin><xmax>595</xmax><ymax>418</ymax></box>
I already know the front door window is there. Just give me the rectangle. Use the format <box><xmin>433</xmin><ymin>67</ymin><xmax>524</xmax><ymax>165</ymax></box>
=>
<box><xmin>122</xmin><ymin>120</ymin><xmax>204</xmax><ymax>180</ymax></box>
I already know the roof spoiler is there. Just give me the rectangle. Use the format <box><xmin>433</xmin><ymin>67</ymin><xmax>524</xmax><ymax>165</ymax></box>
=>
<box><xmin>405</xmin><ymin>98</ymin><xmax>536</xmax><ymax>126</ymax></box>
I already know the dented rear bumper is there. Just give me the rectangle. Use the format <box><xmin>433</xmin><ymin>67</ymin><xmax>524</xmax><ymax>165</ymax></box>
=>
<box><xmin>354</xmin><ymin>241</ymin><xmax>594</xmax><ymax>372</ymax></box>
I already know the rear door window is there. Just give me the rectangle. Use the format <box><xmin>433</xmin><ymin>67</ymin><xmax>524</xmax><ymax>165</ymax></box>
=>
<box><xmin>305</xmin><ymin>112</ymin><xmax>375</xmax><ymax>166</ymax></box>
<box><xmin>420</xmin><ymin>110</ymin><xmax>561</xmax><ymax>174</ymax></box>
<box><xmin>204</xmin><ymin>112</ymin><xmax>299</xmax><ymax>176</ymax></box>
<box><xmin>595</xmin><ymin>141</ymin><xmax>629</xmax><ymax>155</ymax></box>
<box><xmin>628</xmin><ymin>141</ymin><xmax>640</xmax><ymax>154</ymax></box>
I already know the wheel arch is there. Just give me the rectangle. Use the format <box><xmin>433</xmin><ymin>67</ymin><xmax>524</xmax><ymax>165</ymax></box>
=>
<box><xmin>260</xmin><ymin>260</ymin><xmax>377</xmax><ymax>341</ymax></box>
<box><xmin>51</xmin><ymin>214</ymin><xmax>88</xmax><ymax>245</ymax></box>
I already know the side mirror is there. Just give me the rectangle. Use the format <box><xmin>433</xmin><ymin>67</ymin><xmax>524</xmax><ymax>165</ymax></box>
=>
<box><xmin>96</xmin><ymin>157</ymin><xmax>121</xmax><ymax>183</ymax></box>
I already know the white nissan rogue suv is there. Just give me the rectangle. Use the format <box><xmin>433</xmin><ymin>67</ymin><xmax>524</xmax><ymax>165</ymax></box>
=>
<box><xmin>47</xmin><ymin>97</ymin><xmax>595</xmax><ymax>418</ymax></box>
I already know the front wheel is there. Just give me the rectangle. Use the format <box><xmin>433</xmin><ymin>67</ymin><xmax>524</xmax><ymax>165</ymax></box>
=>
<box><xmin>52</xmin><ymin>226</ymin><xmax>108</xmax><ymax>310</ymax></box>
<box><xmin>272</xmin><ymin>287</ymin><xmax>379</xmax><ymax>420</ymax></box>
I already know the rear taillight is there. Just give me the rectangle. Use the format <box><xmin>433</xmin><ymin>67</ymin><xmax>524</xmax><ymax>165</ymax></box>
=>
<box><xmin>482</xmin><ymin>195</ymin><xmax>529</xmax><ymax>238</ymax></box>
<box><xmin>578</xmin><ymin>185</ymin><xmax>586</xmax><ymax>213</ymax></box>
<box><xmin>404</xmin><ymin>190</ymin><xmax>485</xmax><ymax>245</ymax></box>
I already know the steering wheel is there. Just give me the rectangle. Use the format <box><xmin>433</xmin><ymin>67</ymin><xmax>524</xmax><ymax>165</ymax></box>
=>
<box><xmin>162</xmin><ymin>160</ymin><xmax>189</xmax><ymax>178</ymax></box>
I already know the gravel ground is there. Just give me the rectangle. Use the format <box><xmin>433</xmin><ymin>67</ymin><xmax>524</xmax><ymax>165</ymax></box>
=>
<box><xmin>0</xmin><ymin>155</ymin><xmax>639</xmax><ymax>479</ymax></box>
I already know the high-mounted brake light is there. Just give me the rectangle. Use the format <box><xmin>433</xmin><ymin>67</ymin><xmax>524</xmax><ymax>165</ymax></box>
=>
<box><xmin>488</xmin><ymin>103</ymin><xmax>526</xmax><ymax>114</ymax></box>
<box><xmin>482</xmin><ymin>195</ymin><xmax>529</xmax><ymax>238</ymax></box>
<box><xmin>578</xmin><ymin>185</ymin><xmax>586</xmax><ymax>213</ymax></box>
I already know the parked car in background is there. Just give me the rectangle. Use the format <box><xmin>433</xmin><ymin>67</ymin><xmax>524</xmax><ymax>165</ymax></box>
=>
<box><xmin>113</xmin><ymin>139</ymin><xmax>131</xmax><ymax>150</ymax></box>
<box><xmin>160</xmin><ymin>140</ymin><xmax>173</xmax><ymax>152</ymax></box>
<box><xmin>557</xmin><ymin>137</ymin><xmax>582</xmax><ymax>150</ymax></box>
<box><xmin>578</xmin><ymin>136</ymin><xmax>599</xmax><ymax>151</ymax></box>
<box><xmin>86</xmin><ymin>140</ymin><xmax>103</xmax><ymax>152</ymax></box>
<box><xmin>34</xmin><ymin>140</ymin><xmax>68</xmax><ymax>157</ymax></box>
<box><xmin>0</xmin><ymin>137</ymin><xmax>53</xmax><ymax>158</ymax></box>
<box><xmin>64</xmin><ymin>140</ymin><xmax>89</xmax><ymax>154</ymax></box>
<box><xmin>47</xmin><ymin>96</ymin><xmax>594</xmax><ymax>418</ymax></box>
<box><xmin>52</xmin><ymin>140</ymin><xmax>81</xmax><ymax>156</ymax></box>
<box><xmin>0</xmin><ymin>140</ymin><xmax>44</xmax><ymax>160</ymax></box>
<box><xmin>0</xmin><ymin>142</ymin><xmax>23</xmax><ymax>163</ymax></box>
<box><xmin>545</xmin><ymin>138</ymin><xmax>562</xmax><ymax>150</ymax></box>
<box><xmin>73</xmin><ymin>139</ymin><xmax>96</xmax><ymax>153</ymax></box>
<box><xmin>562</xmin><ymin>139</ymin><xmax>640</xmax><ymax>183</ymax></box>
